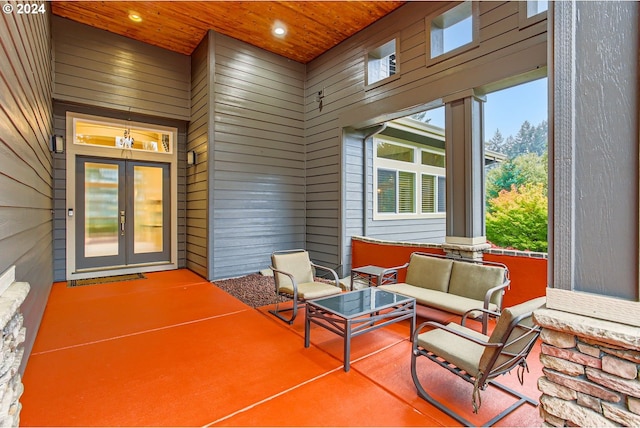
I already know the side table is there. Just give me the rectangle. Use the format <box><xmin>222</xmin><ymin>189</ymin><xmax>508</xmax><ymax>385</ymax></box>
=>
<box><xmin>350</xmin><ymin>265</ymin><xmax>398</xmax><ymax>289</ymax></box>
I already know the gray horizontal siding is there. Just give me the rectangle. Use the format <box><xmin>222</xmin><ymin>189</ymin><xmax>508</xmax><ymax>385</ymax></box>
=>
<box><xmin>210</xmin><ymin>34</ymin><xmax>306</xmax><ymax>280</ymax></box>
<box><xmin>305</xmin><ymin>1</ymin><xmax>547</xmax><ymax>270</ymax></box>
<box><xmin>52</xmin><ymin>16</ymin><xmax>190</xmax><ymax>121</ymax></box>
<box><xmin>186</xmin><ymin>35</ymin><xmax>211</xmax><ymax>279</ymax></box>
<box><xmin>0</xmin><ymin>4</ymin><xmax>53</xmax><ymax>372</ymax></box>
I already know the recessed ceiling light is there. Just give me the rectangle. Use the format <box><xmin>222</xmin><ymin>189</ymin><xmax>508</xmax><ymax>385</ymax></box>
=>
<box><xmin>273</xmin><ymin>22</ymin><xmax>287</xmax><ymax>37</ymax></box>
<box><xmin>128</xmin><ymin>12</ymin><xmax>142</xmax><ymax>23</ymax></box>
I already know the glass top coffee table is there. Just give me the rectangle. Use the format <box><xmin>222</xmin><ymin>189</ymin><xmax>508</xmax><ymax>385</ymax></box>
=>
<box><xmin>304</xmin><ymin>288</ymin><xmax>416</xmax><ymax>372</ymax></box>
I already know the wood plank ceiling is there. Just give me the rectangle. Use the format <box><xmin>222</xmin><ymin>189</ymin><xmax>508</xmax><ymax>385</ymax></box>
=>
<box><xmin>51</xmin><ymin>1</ymin><xmax>407</xmax><ymax>64</ymax></box>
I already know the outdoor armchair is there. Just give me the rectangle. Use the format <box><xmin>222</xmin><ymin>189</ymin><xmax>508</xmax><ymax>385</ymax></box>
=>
<box><xmin>411</xmin><ymin>296</ymin><xmax>546</xmax><ymax>427</ymax></box>
<box><xmin>269</xmin><ymin>249</ymin><xmax>342</xmax><ymax>324</ymax></box>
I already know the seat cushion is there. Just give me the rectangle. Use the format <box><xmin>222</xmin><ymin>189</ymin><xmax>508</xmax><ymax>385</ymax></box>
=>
<box><xmin>272</xmin><ymin>251</ymin><xmax>314</xmax><ymax>287</ymax></box>
<box><xmin>405</xmin><ymin>254</ymin><xmax>453</xmax><ymax>292</ymax></box>
<box><xmin>448</xmin><ymin>261</ymin><xmax>505</xmax><ymax>306</ymax></box>
<box><xmin>479</xmin><ymin>296</ymin><xmax>546</xmax><ymax>373</ymax></box>
<box><xmin>417</xmin><ymin>322</ymin><xmax>489</xmax><ymax>378</ymax></box>
<box><xmin>277</xmin><ymin>281</ymin><xmax>341</xmax><ymax>300</ymax></box>
<box><xmin>379</xmin><ymin>283</ymin><xmax>497</xmax><ymax>315</ymax></box>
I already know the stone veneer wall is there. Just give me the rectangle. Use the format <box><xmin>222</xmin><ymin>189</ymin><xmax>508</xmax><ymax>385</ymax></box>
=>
<box><xmin>0</xmin><ymin>267</ymin><xmax>29</xmax><ymax>427</ymax></box>
<box><xmin>534</xmin><ymin>308</ymin><xmax>640</xmax><ymax>427</ymax></box>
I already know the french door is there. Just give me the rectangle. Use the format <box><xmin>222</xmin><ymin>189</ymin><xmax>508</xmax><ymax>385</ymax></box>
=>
<box><xmin>76</xmin><ymin>157</ymin><xmax>170</xmax><ymax>270</ymax></box>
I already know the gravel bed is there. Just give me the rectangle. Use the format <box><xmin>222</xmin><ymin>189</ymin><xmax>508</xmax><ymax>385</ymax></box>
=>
<box><xmin>213</xmin><ymin>273</ymin><xmax>286</xmax><ymax>308</ymax></box>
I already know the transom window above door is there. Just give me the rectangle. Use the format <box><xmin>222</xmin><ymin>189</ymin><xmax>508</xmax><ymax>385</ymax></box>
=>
<box><xmin>74</xmin><ymin>118</ymin><xmax>173</xmax><ymax>154</ymax></box>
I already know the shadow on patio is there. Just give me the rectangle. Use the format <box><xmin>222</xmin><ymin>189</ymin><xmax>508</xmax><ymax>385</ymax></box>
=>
<box><xmin>20</xmin><ymin>269</ymin><xmax>542</xmax><ymax>427</ymax></box>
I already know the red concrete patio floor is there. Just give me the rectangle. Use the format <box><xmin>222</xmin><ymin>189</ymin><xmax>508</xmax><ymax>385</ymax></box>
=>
<box><xmin>20</xmin><ymin>269</ymin><xmax>543</xmax><ymax>426</ymax></box>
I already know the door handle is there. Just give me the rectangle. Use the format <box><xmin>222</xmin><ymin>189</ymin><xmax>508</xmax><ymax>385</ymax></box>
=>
<box><xmin>120</xmin><ymin>210</ymin><xmax>125</xmax><ymax>235</ymax></box>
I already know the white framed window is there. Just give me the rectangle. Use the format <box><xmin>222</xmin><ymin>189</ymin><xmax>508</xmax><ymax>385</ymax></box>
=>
<box><xmin>374</xmin><ymin>138</ymin><xmax>446</xmax><ymax>219</ymax></box>
<box><xmin>426</xmin><ymin>1</ymin><xmax>479</xmax><ymax>65</ymax></box>
<box><xmin>519</xmin><ymin>0</ymin><xmax>548</xmax><ymax>29</ymax></box>
<box><xmin>365</xmin><ymin>37</ymin><xmax>400</xmax><ymax>89</ymax></box>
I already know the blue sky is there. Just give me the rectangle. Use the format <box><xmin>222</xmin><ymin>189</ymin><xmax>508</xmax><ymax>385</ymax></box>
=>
<box><xmin>422</xmin><ymin>77</ymin><xmax>548</xmax><ymax>141</ymax></box>
<box><xmin>484</xmin><ymin>77</ymin><xmax>548</xmax><ymax>139</ymax></box>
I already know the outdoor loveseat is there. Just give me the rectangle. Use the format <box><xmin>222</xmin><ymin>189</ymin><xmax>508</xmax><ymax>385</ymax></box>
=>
<box><xmin>378</xmin><ymin>252</ymin><xmax>510</xmax><ymax>334</ymax></box>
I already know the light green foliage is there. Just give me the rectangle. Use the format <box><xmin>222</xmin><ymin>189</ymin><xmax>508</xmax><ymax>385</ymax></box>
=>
<box><xmin>486</xmin><ymin>183</ymin><xmax>548</xmax><ymax>252</ymax></box>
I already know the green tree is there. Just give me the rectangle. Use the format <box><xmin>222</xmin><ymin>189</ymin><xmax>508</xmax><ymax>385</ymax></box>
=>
<box><xmin>488</xmin><ymin>120</ymin><xmax>548</xmax><ymax>158</ymax></box>
<box><xmin>486</xmin><ymin>152</ymin><xmax>547</xmax><ymax>199</ymax></box>
<box><xmin>486</xmin><ymin>129</ymin><xmax>505</xmax><ymax>153</ymax></box>
<box><xmin>486</xmin><ymin>183</ymin><xmax>548</xmax><ymax>252</ymax></box>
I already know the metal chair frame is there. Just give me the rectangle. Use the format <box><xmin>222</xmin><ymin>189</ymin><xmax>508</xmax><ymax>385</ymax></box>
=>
<box><xmin>269</xmin><ymin>249</ymin><xmax>341</xmax><ymax>324</ymax></box>
<box><xmin>411</xmin><ymin>306</ymin><xmax>541</xmax><ymax>427</ymax></box>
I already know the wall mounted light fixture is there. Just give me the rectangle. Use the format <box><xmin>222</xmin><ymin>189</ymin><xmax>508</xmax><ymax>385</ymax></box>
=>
<box><xmin>50</xmin><ymin>135</ymin><xmax>64</xmax><ymax>154</ymax></box>
<box><xmin>187</xmin><ymin>150</ymin><xmax>197</xmax><ymax>166</ymax></box>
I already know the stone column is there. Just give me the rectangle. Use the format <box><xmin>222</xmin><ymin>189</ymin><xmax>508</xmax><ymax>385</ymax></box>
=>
<box><xmin>442</xmin><ymin>90</ymin><xmax>487</xmax><ymax>260</ymax></box>
<box><xmin>534</xmin><ymin>308</ymin><xmax>640</xmax><ymax>426</ymax></box>
<box><xmin>0</xmin><ymin>266</ymin><xmax>29</xmax><ymax>427</ymax></box>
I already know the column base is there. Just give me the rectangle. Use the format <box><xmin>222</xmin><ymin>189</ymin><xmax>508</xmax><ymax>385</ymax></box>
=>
<box><xmin>442</xmin><ymin>237</ymin><xmax>490</xmax><ymax>260</ymax></box>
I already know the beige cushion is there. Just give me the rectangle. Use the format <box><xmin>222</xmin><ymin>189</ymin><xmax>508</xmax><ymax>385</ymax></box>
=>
<box><xmin>417</xmin><ymin>322</ymin><xmax>489</xmax><ymax>378</ymax></box>
<box><xmin>272</xmin><ymin>251</ymin><xmax>314</xmax><ymax>288</ymax></box>
<box><xmin>379</xmin><ymin>283</ymin><xmax>498</xmax><ymax>315</ymax></box>
<box><xmin>276</xmin><ymin>281</ymin><xmax>342</xmax><ymax>300</ymax></box>
<box><xmin>448</xmin><ymin>261</ymin><xmax>505</xmax><ymax>306</ymax></box>
<box><xmin>479</xmin><ymin>296</ymin><xmax>546</xmax><ymax>373</ymax></box>
<box><xmin>405</xmin><ymin>253</ymin><xmax>453</xmax><ymax>292</ymax></box>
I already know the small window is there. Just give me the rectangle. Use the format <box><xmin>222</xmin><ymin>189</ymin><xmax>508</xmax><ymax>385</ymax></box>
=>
<box><xmin>377</xmin><ymin>141</ymin><xmax>414</xmax><ymax>162</ymax></box>
<box><xmin>376</xmin><ymin>169</ymin><xmax>416</xmax><ymax>214</ymax></box>
<box><xmin>519</xmin><ymin>0</ymin><xmax>548</xmax><ymax>28</ymax></box>
<box><xmin>377</xmin><ymin>169</ymin><xmax>397</xmax><ymax>213</ymax></box>
<box><xmin>428</xmin><ymin>1</ymin><xmax>477</xmax><ymax>61</ymax></box>
<box><xmin>398</xmin><ymin>172</ymin><xmax>416</xmax><ymax>213</ymax></box>
<box><xmin>366</xmin><ymin>38</ymin><xmax>399</xmax><ymax>88</ymax></box>
<box><xmin>527</xmin><ymin>0</ymin><xmax>548</xmax><ymax>18</ymax></box>
<box><xmin>421</xmin><ymin>151</ymin><xmax>445</xmax><ymax>168</ymax></box>
<box><xmin>422</xmin><ymin>175</ymin><xmax>446</xmax><ymax>214</ymax></box>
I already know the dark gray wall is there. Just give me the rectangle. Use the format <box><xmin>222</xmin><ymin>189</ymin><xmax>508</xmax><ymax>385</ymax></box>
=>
<box><xmin>186</xmin><ymin>34</ymin><xmax>213</xmax><ymax>278</ymax></box>
<box><xmin>52</xmin><ymin>16</ymin><xmax>190</xmax><ymax>121</ymax></box>
<box><xmin>306</xmin><ymin>1</ymin><xmax>547</xmax><ymax>270</ymax></box>
<box><xmin>572</xmin><ymin>2</ymin><xmax>638</xmax><ymax>299</ymax></box>
<box><xmin>552</xmin><ymin>2</ymin><xmax>640</xmax><ymax>301</ymax></box>
<box><xmin>210</xmin><ymin>34</ymin><xmax>306</xmax><ymax>279</ymax></box>
<box><xmin>187</xmin><ymin>32</ymin><xmax>307</xmax><ymax>280</ymax></box>
<box><xmin>0</xmin><ymin>6</ymin><xmax>53</xmax><ymax>371</ymax></box>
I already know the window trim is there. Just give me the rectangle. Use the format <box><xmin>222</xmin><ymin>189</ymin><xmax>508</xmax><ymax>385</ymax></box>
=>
<box><xmin>373</xmin><ymin>137</ymin><xmax>446</xmax><ymax>220</ymax></box>
<box><xmin>426</xmin><ymin>1</ymin><xmax>479</xmax><ymax>68</ymax></box>
<box><xmin>365</xmin><ymin>35</ymin><xmax>401</xmax><ymax>90</ymax></box>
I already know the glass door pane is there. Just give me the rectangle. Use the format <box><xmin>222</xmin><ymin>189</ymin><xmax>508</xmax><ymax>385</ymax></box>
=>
<box><xmin>76</xmin><ymin>158</ymin><xmax>126</xmax><ymax>270</ymax></box>
<box><xmin>84</xmin><ymin>162</ymin><xmax>120</xmax><ymax>257</ymax></box>
<box><xmin>126</xmin><ymin>161</ymin><xmax>170</xmax><ymax>265</ymax></box>
<box><xmin>133</xmin><ymin>165</ymin><xmax>164</xmax><ymax>254</ymax></box>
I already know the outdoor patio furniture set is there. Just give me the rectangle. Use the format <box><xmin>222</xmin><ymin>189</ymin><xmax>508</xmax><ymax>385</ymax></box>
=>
<box><xmin>268</xmin><ymin>249</ymin><xmax>544</xmax><ymax>427</ymax></box>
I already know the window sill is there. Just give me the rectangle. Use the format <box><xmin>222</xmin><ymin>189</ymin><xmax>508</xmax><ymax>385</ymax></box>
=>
<box><xmin>426</xmin><ymin>41</ymin><xmax>480</xmax><ymax>69</ymax></box>
<box><xmin>365</xmin><ymin>72</ymin><xmax>400</xmax><ymax>91</ymax></box>
<box><xmin>373</xmin><ymin>213</ymin><xmax>446</xmax><ymax>221</ymax></box>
